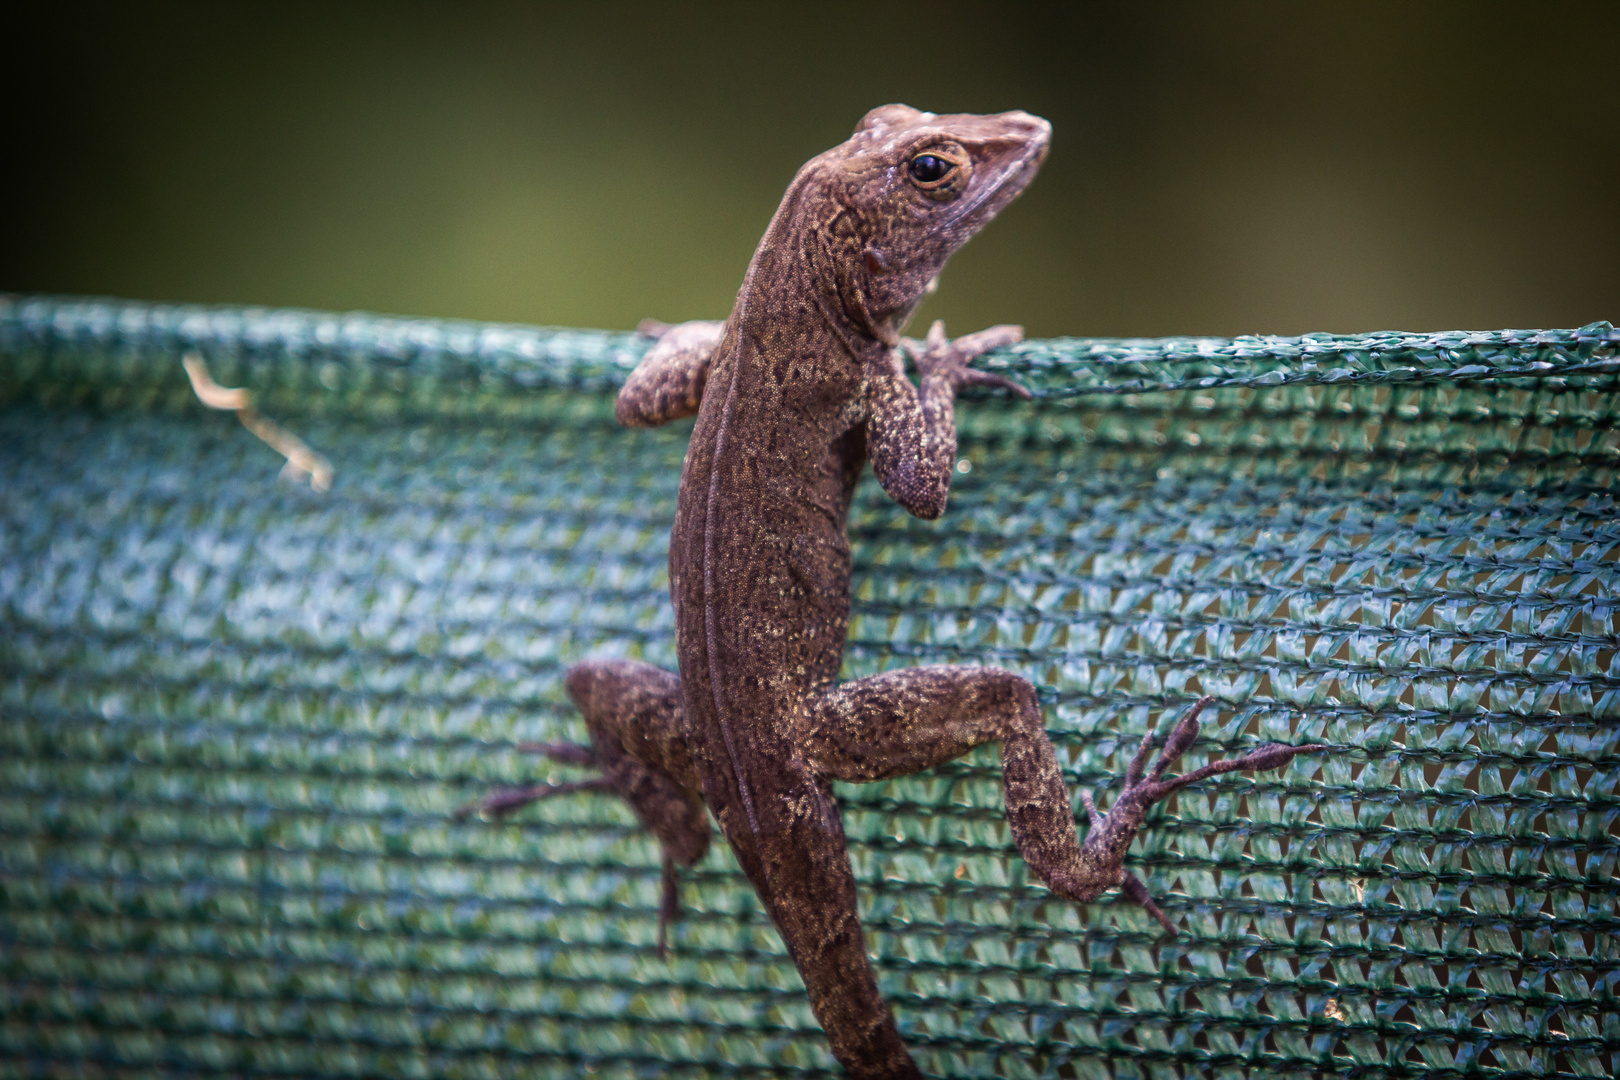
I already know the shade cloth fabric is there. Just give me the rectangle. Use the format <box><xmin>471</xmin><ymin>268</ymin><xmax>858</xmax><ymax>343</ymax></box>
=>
<box><xmin>2</xmin><ymin>295</ymin><xmax>1616</xmax><ymax>1078</ymax></box>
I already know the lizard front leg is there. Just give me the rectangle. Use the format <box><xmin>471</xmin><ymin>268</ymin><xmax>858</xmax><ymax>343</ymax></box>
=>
<box><xmin>804</xmin><ymin>667</ymin><xmax>1319</xmax><ymax>933</ymax></box>
<box><xmin>616</xmin><ymin>319</ymin><xmax>727</xmax><ymax>427</ymax></box>
<box><xmin>866</xmin><ymin>319</ymin><xmax>1030</xmax><ymax>520</ymax></box>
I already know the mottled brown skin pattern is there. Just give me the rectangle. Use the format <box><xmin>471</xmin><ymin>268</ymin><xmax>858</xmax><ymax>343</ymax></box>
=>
<box><xmin>465</xmin><ymin>106</ymin><xmax>1319</xmax><ymax>1079</ymax></box>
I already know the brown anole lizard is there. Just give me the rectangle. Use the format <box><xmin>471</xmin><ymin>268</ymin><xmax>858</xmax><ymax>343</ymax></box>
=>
<box><xmin>463</xmin><ymin>105</ymin><xmax>1318</xmax><ymax>1079</ymax></box>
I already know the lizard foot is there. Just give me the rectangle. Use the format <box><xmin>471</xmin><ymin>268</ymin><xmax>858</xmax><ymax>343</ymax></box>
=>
<box><xmin>450</xmin><ymin>744</ymin><xmax>696</xmax><ymax>952</ymax></box>
<box><xmin>1078</xmin><ymin>696</ymin><xmax>1319</xmax><ymax>935</ymax></box>
<box><xmin>904</xmin><ymin>319</ymin><xmax>1033</xmax><ymax>399</ymax></box>
<box><xmin>451</xmin><ymin>741</ymin><xmax>606</xmax><ymax>820</ymax></box>
<box><xmin>452</xmin><ymin>777</ymin><xmax>614</xmax><ymax>820</ymax></box>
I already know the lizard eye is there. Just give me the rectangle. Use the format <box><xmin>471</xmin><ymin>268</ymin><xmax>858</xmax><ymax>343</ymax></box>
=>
<box><xmin>908</xmin><ymin>154</ymin><xmax>951</xmax><ymax>183</ymax></box>
<box><xmin>906</xmin><ymin>144</ymin><xmax>971</xmax><ymax>200</ymax></box>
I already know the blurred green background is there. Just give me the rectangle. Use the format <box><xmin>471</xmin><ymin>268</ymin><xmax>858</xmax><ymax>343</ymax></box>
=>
<box><xmin>3</xmin><ymin>1</ymin><xmax>1616</xmax><ymax>339</ymax></box>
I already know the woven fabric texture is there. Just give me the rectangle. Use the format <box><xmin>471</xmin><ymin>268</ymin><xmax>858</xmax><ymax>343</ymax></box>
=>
<box><xmin>2</xmin><ymin>294</ymin><xmax>1617</xmax><ymax>1079</ymax></box>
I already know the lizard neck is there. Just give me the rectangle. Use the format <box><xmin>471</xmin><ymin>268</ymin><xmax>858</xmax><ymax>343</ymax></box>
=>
<box><xmin>735</xmin><ymin>180</ymin><xmax>892</xmax><ymax>367</ymax></box>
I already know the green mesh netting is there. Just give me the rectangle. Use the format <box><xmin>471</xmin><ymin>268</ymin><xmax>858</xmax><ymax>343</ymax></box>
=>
<box><xmin>2</xmin><ymin>294</ymin><xmax>1617</xmax><ymax>1079</ymax></box>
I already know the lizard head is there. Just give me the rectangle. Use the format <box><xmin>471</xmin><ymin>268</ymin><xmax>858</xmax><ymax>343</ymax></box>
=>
<box><xmin>798</xmin><ymin>104</ymin><xmax>1051</xmax><ymax>346</ymax></box>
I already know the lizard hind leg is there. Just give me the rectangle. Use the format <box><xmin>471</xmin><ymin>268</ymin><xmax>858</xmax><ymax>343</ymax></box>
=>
<box><xmin>563</xmin><ymin>659</ymin><xmax>711</xmax><ymax>867</ymax></box>
<box><xmin>568</xmin><ymin>659</ymin><xmax>713</xmax><ymax>957</ymax></box>
<box><xmin>458</xmin><ymin>659</ymin><xmax>712</xmax><ymax>956</ymax></box>
<box><xmin>805</xmin><ymin>664</ymin><xmax>1104</xmax><ymax>903</ymax></box>
<box><xmin>805</xmin><ymin>670</ymin><xmax>1318</xmax><ymax>935</ymax></box>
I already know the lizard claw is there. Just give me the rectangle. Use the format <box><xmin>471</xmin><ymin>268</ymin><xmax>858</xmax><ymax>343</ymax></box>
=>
<box><xmin>1085</xmin><ymin>696</ymin><xmax>1324</xmax><ymax>935</ymax></box>
<box><xmin>1121</xmin><ymin>871</ymin><xmax>1178</xmax><ymax>937</ymax></box>
<box><xmin>657</xmin><ymin>853</ymin><xmax>680</xmax><ymax>960</ymax></box>
<box><xmin>959</xmin><ymin>367</ymin><xmax>1034</xmax><ymax>399</ymax></box>
<box><xmin>452</xmin><ymin>777</ymin><xmax>613</xmax><ymax>821</ymax></box>
<box><xmin>907</xmin><ymin>320</ymin><xmax>1031</xmax><ymax>397</ymax></box>
<box><xmin>945</xmin><ymin>321</ymin><xmax>1023</xmax><ymax>356</ymax></box>
<box><xmin>453</xmin><ymin>740</ymin><xmax>607</xmax><ymax>820</ymax></box>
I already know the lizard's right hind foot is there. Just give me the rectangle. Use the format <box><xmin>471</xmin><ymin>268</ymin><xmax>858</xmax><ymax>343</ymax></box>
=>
<box><xmin>456</xmin><ymin>660</ymin><xmax>713</xmax><ymax>958</ymax></box>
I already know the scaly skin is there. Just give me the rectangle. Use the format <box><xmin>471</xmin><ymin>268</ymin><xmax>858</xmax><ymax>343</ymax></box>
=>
<box><xmin>463</xmin><ymin>105</ymin><xmax>1321</xmax><ymax>1079</ymax></box>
